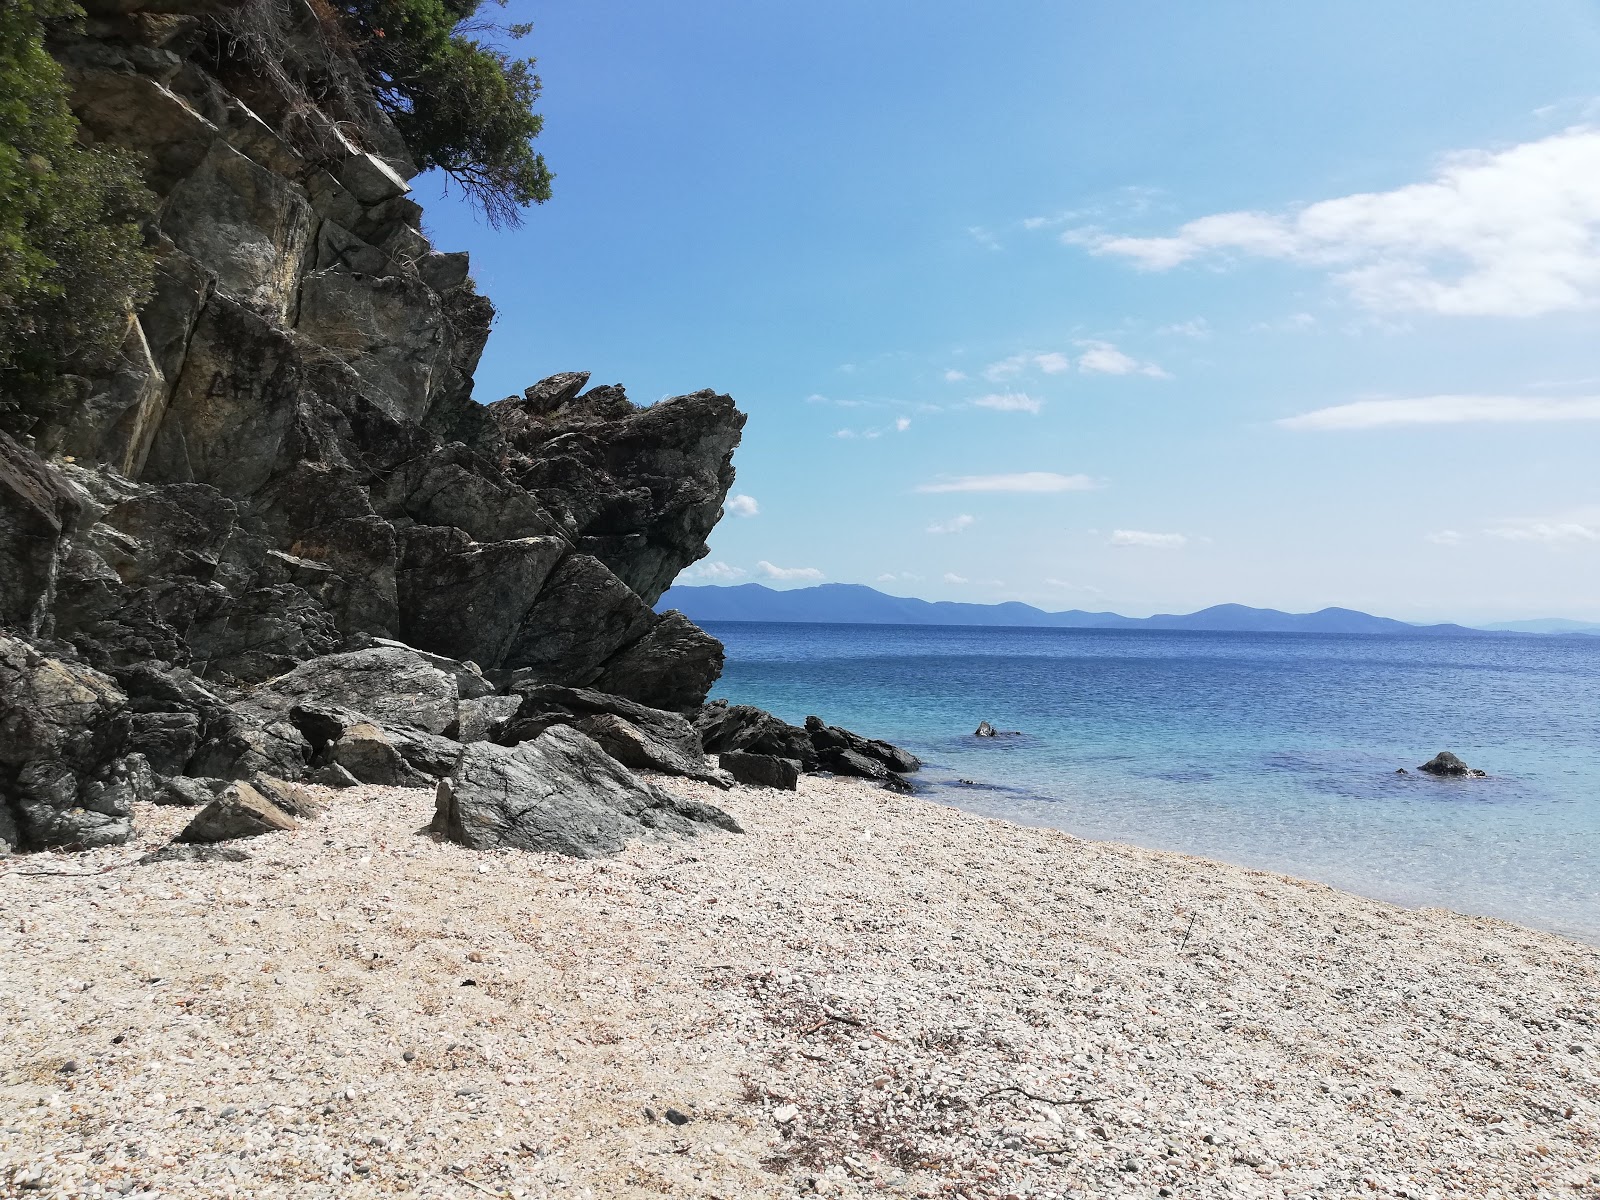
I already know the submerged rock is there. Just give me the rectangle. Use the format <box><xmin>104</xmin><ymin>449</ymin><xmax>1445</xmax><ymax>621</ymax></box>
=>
<box><xmin>1418</xmin><ymin>751</ymin><xmax>1487</xmax><ymax>778</ymax></box>
<box><xmin>432</xmin><ymin>725</ymin><xmax>741</xmax><ymax>856</ymax></box>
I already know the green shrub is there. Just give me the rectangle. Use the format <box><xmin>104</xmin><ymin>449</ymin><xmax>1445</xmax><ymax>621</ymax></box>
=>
<box><xmin>0</xmin><ymin>0</ymin><xmax>154</xmax><ymax>429</ymax></box>
<box><xmin>340</xmin><ymin>0</ymin><xmax>552</xmax><ymax>227</ymax></box>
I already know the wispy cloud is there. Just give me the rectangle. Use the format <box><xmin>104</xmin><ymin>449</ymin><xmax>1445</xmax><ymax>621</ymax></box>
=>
<box><xmin>1109</xmin><ymin>529</ymin><xmax>1188</xmax><ymax>549</ymax></box>
<box><xmin>877</xmin><ymin>570</ymin><xmax>925</xmax><ymax>584</ymax></box>
<box><xmin>895</xmin><ymin>416</ymin><xmax>911</xmax><ymax>432</ymax></box>
<box><xmin>972</xmin><ymin>391</ymin><xmax>1043</xmax><ymax>414</ymax></box>
<box><xmin>685</xmin><ymin>560</ymin><xmax>747</xmax><ymax>581</ymax></box>
<box><xmin>1158</xmin><ymin>318</ymin><xmax>1211</xmax><ymax>338</ymax></box>
<box><xmin>1033</xmin><ymin>352</ymin><xmax>1072</xmax><ymax>374</ymax></box>
<box><xmin>917</xmin><ymin>472</ymin><xmax>1098</xmax><ymax>494</ymax></box>
<box><xmin>1077</xmin><ymin>341</ymin><xmax>1170</xmax><ymax>378</ymax></box>
<box><xmin>927</xmin><ymin>514</ymin><xmax>976</xmax><ymax>535</ymax></box>
<box><xmin>1426</xmin><ymin>530</ymin><xmax>1466</xmax><ymax>546</ymax></box>
<box><xmin>943</xmin><ymin>572</ymin><xmax>969</xmax><ymax>584</ymax></box>
<box><xmin>724</xmin><ymin>494</ymin><xmax>759</xmax><ymax>518</ymax></box>
<box><xmin>1484</xmin><ymin>518</ymin><xmax>1600</xmax><ymax>545</ymax></box>
<box><xmin>968</xmin><ymin>225</ymin><xmax>1002</xmax><ymax>251</ymax></box>
<box><xmin>1070</xmin><ymin>128</ymin><xmax>1600</xmax><ymax>317</ymax></box>
<box><xmin>1278</xmin><ymin>394</ymin><xmax>1600</xmax><ymax>431</ymax></box>
<box><xmin>758</xmin><ymin>560</ymin><xmax>825</xmax><ymax>581</ymax></box>
<box><xmin>943</xmin><ymin>368</ymin><xmax>968</xmax><ymax>382</ymax></box>
<box><xmin>1044</xmin><ymin>578</ymin><xmax>1104</xmax><ymax>595</ymax></box>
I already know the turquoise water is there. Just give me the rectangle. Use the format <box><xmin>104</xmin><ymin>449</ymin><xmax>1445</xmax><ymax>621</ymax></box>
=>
<box><xmin>705</xmin><ymin>622</ymin><xmax>1600</xmax><ymax>944</ymax></box>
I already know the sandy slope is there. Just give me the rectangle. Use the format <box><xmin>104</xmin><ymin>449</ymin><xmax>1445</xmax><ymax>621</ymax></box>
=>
<box><xmin>1</xmin><ymin>775</ymin><xmax>1597</xmax><ymax>1199</ymax></box>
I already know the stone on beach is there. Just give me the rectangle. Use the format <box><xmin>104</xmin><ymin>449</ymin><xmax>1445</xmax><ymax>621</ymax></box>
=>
<box><xmin>177</xmin><ymin>781</ymin><xmax>299</xmax><ymax>843</ymax></box>
<box><xmin>718</xmin><ymin>750</ymin><xmax>800</xmax><ymax>790</ymax></box>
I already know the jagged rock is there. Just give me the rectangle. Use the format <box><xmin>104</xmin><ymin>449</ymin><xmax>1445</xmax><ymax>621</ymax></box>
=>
<box><xmin>187</xmin><ymin>709</ymin><xmax>309</xmax><ymax>782</ymax></box>
<box><xmin>518</xmin><ymin>372</ymin><xmax>589</xmax><ymax>414</ymax></box>
<box><xmin>719</xmin><ymin>751</ymin><xmax>799</xmax><ymax>791</ymax></box>
<box><xmin>592</xmin><ymin>611</ymin><xmax>724</xmax><ymax>712</ymax></box>
<box><xmin>330</xmin><ymin>722</ymin><xmax>434</xmax><ymax>788</ymax></box>
<box><xmin>455</xmin><ymin>695</ymin><xmax>522</xmax><ymax>744</ymax></box>
<box><xmin>822</xmin><ymin>747</ymin><xmax>914</xmax><ymax>793</ymax></box>
<box><xmin>177</xmin><ymin>781</ymin><xmax>298</xmax><ymax>842</ymax></box>
<box><xmin>695</xmin><ymin>700</ymin><xmax>816</xmax><ymax>769</ymax></box>
<box><xmin>1418</xmin><ymin>751</ymin><xmax>1486</xmax><ymax>778</ymax></box>
<box><xmin>499</xmin><ymin>686</ymin><xmax>724</xmax><ymax>784</ymax></box>
<box><xmin>431</xmin><ymin>724</ymin><xmax>741</xmax><ymax>857</ymax></box>
<box><xmin>249</xmin><ymin>646</ymin><xmax>464</xmax><ymax>736</ymax></box>
<box><xmin>0</xmin><ymin>432</ymin><xmax>81</xmax><ymax>637</ymax></box>
<box><xmin>308</xmin><ymin>762</ymin><xmax>360</xmax><ymax>788</ymax></box>
<box><xmin>805</xmin><ymin>715</ymin><xmax>920</xmax><ymax>773</ymax></box>
<box><xmin>151</xmin><ymin>776</ymin><xmax>228</xmax><ymax>807</ymax></box>
<box><xmin>499</xmin><ymin>554</ymin><xmax>654</xmax><ymax>683</ymax></box>
<box><xmin>249</xmin><ymin>774</ymin><xmax>323</xmax><ymax>820</ymax></box>
<box><xmin>125</xmin><ymin>710</ymin><xmax>201</xmax><ymax>775</ymax></box>
<box><xmin>0</xmin><ymin>635</ymin><xmax>134</xmax><ymax>850</ymax></box>
<box><xmin>489</xmin><ymin>388</ymin><xmax>746</xmax><ymax>605</ymax></box>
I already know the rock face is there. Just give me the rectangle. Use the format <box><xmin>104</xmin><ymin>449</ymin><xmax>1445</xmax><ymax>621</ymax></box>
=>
<box><xmin>0</xmin><ymin>4</ymin><xmax>749</xmax><ymax>850</ymax></box>
<box><xmin>718</xmin><ymin>751</ymin><xmax>800</xmax><ymax>791</ymax></box>
<box><xmin>432</xmin><ymin>725</ymin><xmax>741</xmax><ymax>856</ymax></box>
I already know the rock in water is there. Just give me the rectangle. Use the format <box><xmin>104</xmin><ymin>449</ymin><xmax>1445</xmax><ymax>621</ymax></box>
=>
<box><xmin>718</xmin><ymin>751</ymin><xmax>800</xmax><ymax>790</ymax></box>
<box><xmin>974</xmin><ymin>721</ymin><xmax>997</xmax><ymax>738</ymax></box>
<box><xmin>1418</xmin><ymin>751</ymin><xmax>1486</xmax><ymax>778</ymax></box>
<box><xmin>432</xmin><ymin>725</ymin><xmax>741</xmax><ymax>856</ymax></box>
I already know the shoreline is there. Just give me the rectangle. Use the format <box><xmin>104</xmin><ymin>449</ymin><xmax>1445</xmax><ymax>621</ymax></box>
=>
<box><xmin>3</xmin><ymin>775</ymin><xmax>1597</xmax><ymax>1198</ymax></box>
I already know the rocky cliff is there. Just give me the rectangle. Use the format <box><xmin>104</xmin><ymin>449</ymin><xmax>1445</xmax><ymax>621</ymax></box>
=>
<box><xmin>0</xmin><ymin>0</ymin><xmax>752</xmax><ymax>852</ymax></box>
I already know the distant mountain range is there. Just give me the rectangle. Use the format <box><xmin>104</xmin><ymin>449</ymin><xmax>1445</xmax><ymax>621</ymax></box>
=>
<box><xmin>657</xmin><ymin>583</ymin><xmax>1597</xmax><ymax>636</ymax></box>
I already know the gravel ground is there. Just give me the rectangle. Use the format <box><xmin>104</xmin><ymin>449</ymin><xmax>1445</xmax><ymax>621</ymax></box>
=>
<box><xmin>1</xmin><ymin>774</ymin><xmax>1597</xmax><ymax>1200</ymax></box>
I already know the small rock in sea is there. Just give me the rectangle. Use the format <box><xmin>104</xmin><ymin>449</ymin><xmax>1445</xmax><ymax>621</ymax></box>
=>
<box><xmin>957</xmin><ymin>778</ymin><xmax>979</xmax><ymax>786</ymax></box>
<box><xmin>1417</xmin><ymin>750</ymin><xmax>1486</xmax><ymax>777</ymax></box>
<box><xmin>664</xmin><ymin>1107</ymin><xmax>691</xmax><ymax>1125</ymax></box>
<box><xmin>974</xmin><ymin>721</ymin><xmax>998</xmax><ymax>738</ymax></box>
<box><xmin>1394</xmin><ymin>768</ymin><xmax>1409</xmax><ymax>775</ymax></box>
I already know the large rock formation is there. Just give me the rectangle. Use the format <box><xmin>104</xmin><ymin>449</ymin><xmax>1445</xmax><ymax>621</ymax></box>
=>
<box><xmin>0</xmin><ymin>0</ymin><xmax>745</xmax><ymax>853</ymax></box>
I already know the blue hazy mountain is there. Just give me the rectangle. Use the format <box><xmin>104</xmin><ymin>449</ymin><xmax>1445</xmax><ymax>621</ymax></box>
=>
<box><xmin>1474</xmin><ymin>618</ymin><xmax>1600</xmax><ymax>636</ymax></box>
<box><xmin>656</xmin><ymin>582</ymin><xmax>1492</xmax><ymax>635</ymax></box>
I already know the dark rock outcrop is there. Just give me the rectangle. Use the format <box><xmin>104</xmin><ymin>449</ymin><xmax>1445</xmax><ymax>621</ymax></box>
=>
<box><xmin>805</xmin><ymin>715</ymin><xmax>921</xmax><ymax>774</ymax></box>
<box><xmin>501</xmin><ymin>686</ymin><xmax>726</xmax><ymax>785</ymax></box>
<box><xmin>719</xmin><ymin>751</ymin><xmax>800</xmax><ymax>791</ymax></box>
<box><xmin>431</xmin><ymin>725</ymin><xmax>741</xmax><ymax>856</ymax></box>
<box><xmin>1418</xmin><ymin>751</ymin><xmax>1487</xmax><ymax>778</ymax></box>
<box><xmin>822</xmin><ymin>747</ymin><xmax>915</xmax><ymax>793</ymax></box>
<box><xmin>0</xmin><ymin>7</ymin><xmax>750</xmax><ymax>851</ymax></box>
<box><xmin>695</xmin><ymin>700</ymin><xmax>817</xmax><ymax>769</ymax></box>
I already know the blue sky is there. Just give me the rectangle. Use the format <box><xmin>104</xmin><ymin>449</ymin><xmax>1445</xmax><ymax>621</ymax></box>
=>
<box><xmin>414</xmin><ymin>1</ymin><xmax>1600</xmax><ymax>622</ymax></box>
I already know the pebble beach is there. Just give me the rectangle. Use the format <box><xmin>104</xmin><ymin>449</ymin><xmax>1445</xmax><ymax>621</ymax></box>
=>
<box><xmin>2</xmin><ymin>775</ymin><xmax>1597</xmax><ymax>1199</ymax></box>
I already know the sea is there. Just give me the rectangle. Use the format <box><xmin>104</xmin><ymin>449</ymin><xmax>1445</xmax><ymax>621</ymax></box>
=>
<box><xmin>704</xmin><ymin>621</ymin><xmax>1600</xmax><ymax>945</ymax></box>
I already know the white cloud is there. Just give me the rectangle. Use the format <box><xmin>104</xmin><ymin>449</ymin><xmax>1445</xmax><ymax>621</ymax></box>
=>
<box><xmin>895</xmin><ymin>416</ymin><xmax>912</xmax><ymax>432</ymax></box>
<box><xmin>968</xmin><ymin>226</ymin><xmax>1002</xmax><ymax>251</ymax></box>
<box><xmin>1109</xmin><ymin>529</ymin><xmax>1188</xmax><ymax>549</ymax></box>
<box><xmin>943</xmin><ymin>572</ymin><xmax>969</xmax><ymax>584</ymax></box>
<box><xmin>1484</xmin><ymin>519</ymin><xmax>1600</xmax><ymax>545</ymax></box>
<box><xmin>758</xmin><ymin>560</ymin><xmax>826</xmax><ymax>581</ymax></box>
<box><xmin>1033</xmin><ymin>352</ymin><xmax>1072</xmax><ymax>374</ymax></box>
<box><xmin>686</xmin><ymin>560</ymin><xmax>747</xmax><ymax>581</ymax></box>
<box><xmin>943</xmin><ymin>368</ymin><xmax>968</xmax><ymax>382</ymax></box>
<box><xmin>1072</xmin><ymin>128</ymin><xmax>1600</xmax><ymax>317</ymax></box>
<box><xmin>972</xmin><ymin>391</ymin><xmax>1043</xmax><ymax>414</ymax></box>
<box><xmin>1077</xmin><ymin>341</ymin><xmax>1170</xmax><ymax>378</ymax></box>
<box><xmin>724</xmin><ymin>494</ymin><xmax>759</xmax><ymax>518</ymax></box>
<box><xmin>983</xmin><ymin>354</ymin><xmax>1029</xmax><ymax>381</ymax></box>
<box><xmin>917</xmin><ymin>472</ymin><xmax>1098</xmax><ymax>494</ymax></box>
<box><xmin>1277</xmin><ymin>394</ymin><xmax>1600</xmax><ymax>431</ymax></box>
<box><xmin>876</xmin><ymin>572</ymin><xmax>898</xmax><ymax>582</ymax></box>
<box><xmin>1045</xmin><ymin>578</ymin><xmax>1104</xmax><ymax>595</ymax></box>
<box><xmin>1426</xmin><ymin>530</ymin><xmax>1466</xmax><ymax>546</ymax></box>
<box><xmin>927</xmin><ymin>514</ymin><xmax>976</xmax><ymax>535</ymax></box>
<box><xmin>1158</xmin><ymin>318</ymin><xmax>1211</xmax><ymax>338</ymax></box>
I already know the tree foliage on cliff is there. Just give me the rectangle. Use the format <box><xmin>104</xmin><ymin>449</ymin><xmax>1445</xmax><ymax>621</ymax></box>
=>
<box><xmin>339</xmin><ymin>0</ymin><xmax>552</xmax><ymax>227</ymax></box>
<box><xmin>0</xmin><ymin>0</ymin><xmax>154</xmax><ymax>423</ymax></box>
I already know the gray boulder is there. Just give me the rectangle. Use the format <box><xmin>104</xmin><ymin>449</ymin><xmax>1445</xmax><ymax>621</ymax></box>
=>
<box><xmin>822</xmin><ymin>747</ymin><xmax>914</xmax><ymax>793</ymax></box>
<box><xmin>500</xmin><ymin>685</ymin><xmax>724</xmax><ymax>784</ymax></box>
<box><xmin>248</xmin><ymin>645</ymin><xmax>465</xmax><ymax>736</ymax></box>
<box><xmin>0</xmin><ymin>635</ymin><xmax>135</xmax><ymax>850</ymax></box>
<box><xmin>719</xmin><ymin>751</ymin><xmax>799</xmax><ymax>791</ymax></box>
<box><xmin>177</xmin><ymin>781</ymin><xmax>299</xmax><ymax>843</ymax></box>
<box><xmin>432</xmin><ymin>724</ymin><xmax>741</xmax><ymax>857</ymax></box>
<box><xmin>592</xmin><ymin>610</ymin><xmax>725</xmax><ymax>712</ymax></box>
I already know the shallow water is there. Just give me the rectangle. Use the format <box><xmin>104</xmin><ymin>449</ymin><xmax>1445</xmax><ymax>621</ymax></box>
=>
<box><xmin>705</xmin><ymin>621</ymin><xmax>1600</xmax><ymax>944</ymax></box>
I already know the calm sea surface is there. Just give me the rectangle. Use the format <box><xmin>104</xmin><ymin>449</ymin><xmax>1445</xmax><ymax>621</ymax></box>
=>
<box><xmin>705</xmin><ymin>621</ymin><xmax>1600</xmax><ymax>944</ymax></box>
